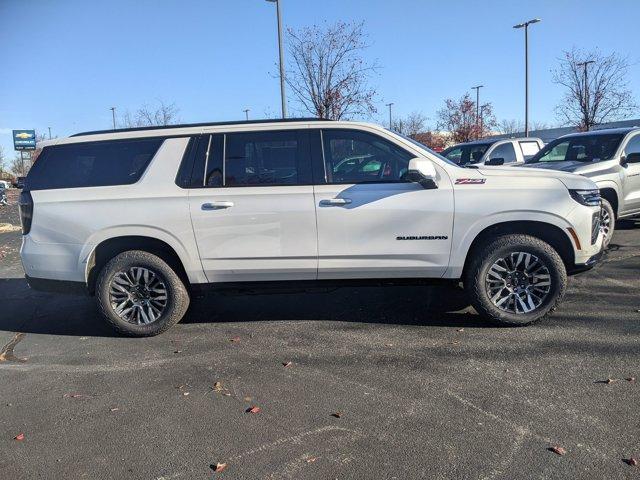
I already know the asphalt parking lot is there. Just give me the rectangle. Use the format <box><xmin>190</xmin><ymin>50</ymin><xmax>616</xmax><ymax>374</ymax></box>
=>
<box><xmin>1</xmin><ymin>189</ymin><xmax>639</xmax><ymax>479</ymax></box>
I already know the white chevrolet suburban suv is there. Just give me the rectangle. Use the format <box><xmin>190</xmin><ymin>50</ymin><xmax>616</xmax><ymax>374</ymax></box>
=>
<box><xmin>19</xmin><ymin>119</ymin><xmax>603</xmax><ymax>336</ymax></box>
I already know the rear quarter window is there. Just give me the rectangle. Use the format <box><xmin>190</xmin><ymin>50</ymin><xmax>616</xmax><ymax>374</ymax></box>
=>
<box><xmin>26</xmin><ymin>138</ymin><xmax>163</xmax><ymax>190</ymax></box>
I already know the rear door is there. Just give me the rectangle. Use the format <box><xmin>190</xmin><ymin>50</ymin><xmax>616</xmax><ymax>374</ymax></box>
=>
<box><xmin>312</xmin><ymin>128</ymin><xmax>454</xmax><ymax>279</ymax></box>
<box><xmin>187</xmin><ymin>129</ymin><xmax>318</xmax><ymax>282</ymax></box>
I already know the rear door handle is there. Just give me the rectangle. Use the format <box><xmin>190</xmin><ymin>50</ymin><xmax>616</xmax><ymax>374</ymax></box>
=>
<box><xmin>319</xmin><ymin>198</ymin><xmax>352</xmax><ymax>206</ymax></box>
<box><xmin>202</xmin><ymin>201</ymin><xmax>234</xmax><ymax>210</ymax></box>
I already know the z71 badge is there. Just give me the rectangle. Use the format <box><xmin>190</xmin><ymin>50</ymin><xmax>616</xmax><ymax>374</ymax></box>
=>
<box><xmin>455</xmin><ymin>178</ymin><xmax>486</xmax><ymax>185</ymax></box>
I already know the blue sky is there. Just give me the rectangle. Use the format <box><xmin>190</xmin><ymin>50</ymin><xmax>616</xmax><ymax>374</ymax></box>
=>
<box><xmin>1</xmin><ymin>0</ymin><xmax>639</xmax><ymax>162</ymax></box>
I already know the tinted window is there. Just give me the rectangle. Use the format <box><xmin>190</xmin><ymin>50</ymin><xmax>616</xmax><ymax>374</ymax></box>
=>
<box><xmin>489</xmin><ymin>142</ymin><xmax>517</xmax><ymax>164</ymax></box>
<box><xmin>624</xmin><ymin>134</ymin><xmax>640</xmax><ymax>155</ymax></box>
<box><xmin>443</xmin><ymin>144</ymin><xmax>491</xmax><ymax>165</ymax></box>
<box><xmin>26</xmin><ymin>139</ymin><xmax>163</xmax><ymax>190</ymax></box>
<box><xmin>528</xmin><ymin>134</ymin><xmax>624</xmax><ymax>163</ymax></box>
<box><xmin>224</xmin><ymin>130</ymin><xmax>304</xmax><ymax>186</ymax></box>
<box><xmin>322</xmin><ymin>129</ymin><xmax>413</xmax><ymax>183</ymax></box>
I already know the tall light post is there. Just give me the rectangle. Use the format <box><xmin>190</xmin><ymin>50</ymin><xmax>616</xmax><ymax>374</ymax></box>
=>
<box><xmin>471</xmin><ymin>85</ymin><xmax>484</xmax><ymax>138</ymax></box>
<box><xmin>243</xmin><ymin>109</ymin><xmax>250</xmax><ymax>121</ymax></box>
<box><xmin>110</xmin><ymin>107</ymin><xmax>116</xmax><ymax>130</ymax></box>
<box><xmin>513</xmin><ymin>18</ymin><xmax>541</xmax><ymax>137</ymax></box>
<box><xmin>386</xmin><ymin>102</ymin><xmax>394</xmax><ymax>130</ymax></box>
<box><xmin>577</xmin><ymin>60</ymin><xmax>595</xmax><ymax>130</ymax></box>
<box><xmin>48</xmin><ymin>127</ymin><xmax>52</xmax><ymax>140</ymax></box>
<box><xmin>266</xmin><ymin>0</ymin><xmax>287</xmax><ymax>118</ymax></box>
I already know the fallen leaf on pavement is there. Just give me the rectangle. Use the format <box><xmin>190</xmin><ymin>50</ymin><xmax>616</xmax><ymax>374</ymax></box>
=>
<box><xmin>213</xmin><ymin>382</ymin><xmax>223</xmax><ymax>391</ymax></box>
<box><xmin>548</xmin><ymin>446</ymin><xmax>567</xmax><ymax>456</ymax></box>
<box><xmin>331</xmin><ymin>412</ymin><xmax>342</xmax><ymax>418</ymax></box>
<box><xmin>174</xmin><ymin>350</ymin><xmax>182</xmax><ymax>354</ymax></box>
<box><xmin>457</xmin><ymin>328</ymin><xmax>465</xmax><ymax>332</ymax></box>
<box><xmin>14</xmin><ymin>433</ymin><xmax>25</xmax><ymax>441</ymax></box>
<box><xmin>246</xmin><ymin>406</ymin><xmax>261</xmax><ymax>414</ymax></box>
<box><xmin>63</xmin><ymin>393</ymin><xmax>89</xmax><ymax>399</ymax></box>
<box><xmin>182</xmin><ymin>392</ymin><xmax>190</xmax><ymax>396</ymax></box>
<box><xmin>282</xmin><ymin>361</ymin><xmax>292</xmax><ymax>368</ymax></box>
<box><xmin>110</xmin><ymin>407</ymin><xmax>119</xmax><ymax>412</ymax></box>
<box><xmin>626</xmin><ymin>377</ymin><xmax>636</xmax><ymax>382</ymax></box>
<box><xmin>306</xmin><ymin>456</ymin><xmax>319</xmax><ymax>463</ymax></box>
<box><xmin>212</xmin><ymin>462</ymin><xmax>227</xmax><ymax>473</ymax></box>
<box><xmin>230</xmin><ymin>337</ymin><xmax>240</xmax><ymax>343</ymax></box>
<box><xmin>623</xmin><ymin>458</ymin><xmax>638</xmax><ymax>466</ymax></box>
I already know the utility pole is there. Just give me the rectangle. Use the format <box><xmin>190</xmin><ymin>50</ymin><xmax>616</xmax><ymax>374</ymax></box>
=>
<box><xmin>386</xmin><ymin>103</ymin><xmax>394</xmax><ymax>130</ymax></box>
<box><xmin>471</xmin><ymin>85</ymin><xmax>484</xmax><ymax>139</ymax></box>
<box><xmin>110</xmin><ymin>107</ymin><xmax>116</xmax><ymax>130</ymax></box>
<box><xmin>577</xmin><ymin>60</ymin><xmax>595</xmax><ymax>130</ymax></box>
<box><xmin>266</xmin><ymin>0</ymin><xmax>287</xmax><ymax>118</ymax></box>
<box><xmin>48</xmin><ymin>127</ymin><xmax>52</xmax><ymax>140</ymax></box>
<box><xmin>513</xmin><ymin>18</ymin><xmax>541</xmax><ymax>137</ymax></box>
<box><xmin>243</xmin><ymin>109</ymin><xmax>250</xmax><ymax>121</ymax></box>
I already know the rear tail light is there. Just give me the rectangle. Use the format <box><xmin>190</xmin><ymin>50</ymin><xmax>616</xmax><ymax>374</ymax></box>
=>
<box><xmin>18</xmin><ymin>191</ymin><xmax>33</xmax><ymax>235</ymax></box>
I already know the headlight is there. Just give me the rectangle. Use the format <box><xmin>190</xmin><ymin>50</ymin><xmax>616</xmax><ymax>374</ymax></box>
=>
<box><xmin>569</xmin><ymin>189</ymin><xmax>600</xmax><ymax>207</ymax></box>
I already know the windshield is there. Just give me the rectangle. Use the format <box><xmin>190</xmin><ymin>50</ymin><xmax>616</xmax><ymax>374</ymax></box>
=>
<box><xmin>527</xmin><ymin>134</ymin><xmax>624</xmax><ymax>163</ymax></box>
<box><xmin>387</xmin><ymin>130</ymin><xmax>458</xmax><ymax>166</ymax></box>
<box><xmin>441</xmin><ymin>144</ymin><xmax>491</xmax><ymax>165</ymax></box>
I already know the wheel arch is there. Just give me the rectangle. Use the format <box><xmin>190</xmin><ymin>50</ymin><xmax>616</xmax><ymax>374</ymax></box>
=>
<box><xmin>461</xmin><ymin>220</ymin><xmax>575</xmax><ymax>279</ymax></box>
<box><xmin>599</xmin><ymin>187</ymin><xmax>619</xmax><ymax>218</ymax></box>
<box><xmin>86</xmin><ymin>236</ymin><xmax>191</xmax><ymax>295</ymax></box>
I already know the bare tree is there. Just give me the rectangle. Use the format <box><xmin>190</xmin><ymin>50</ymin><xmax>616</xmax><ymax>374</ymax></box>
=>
<box><xmin>0</xmin><ymin>146</ymin><xmax>6</xmax><ymax>174</ymax></box>
<box><xmin>437</xmin><ymin>93</ymin><xmax>496</xmax><ymax>143</ymax></box>
<box><xmin>392</xmin><ymin>111</ymin><xmax>428</xmax><ymax>138</ymax></box>
<box><xmin>11</xmin><ymin>154</ymin><xmax>30</xmax><ymax>177</ymax></box>
<box><xmin>285</xmin><ymin>21</ymin><xmax>378</xmax><ymax>120</ymax></box>
<box><xmin>553</xmin><ymin>48</ymin><xmax>637</xmax><ymax>130</ymax></box>
<box><xmin>532</xmin><ymin>121</ymin><xmax>552</xmax><ymax>131</ymax></box>
<box><xmin>499</xmin><ymin>119</ymin><xmax>524</xmax><ymax>135</ymax></box>
<box><xmin>120</xmin><ymin>100</ymin><xmax>181</xmax><ymax>128</ymax></box>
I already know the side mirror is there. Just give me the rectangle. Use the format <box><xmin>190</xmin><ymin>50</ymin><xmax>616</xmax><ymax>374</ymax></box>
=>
<box><xmin>622</xmin><ymin>152</ymin><xmax>640</xmax><ymax>166</ymax></box>
<box><xmin>406</xmin><ymin>158</ymin><xmax>438</xmax><ymax>189</ymax></box>
<box><xmin>485</xmin><ymin>157</ymin><xmax>505</xmax><ymax>166</ymax></box>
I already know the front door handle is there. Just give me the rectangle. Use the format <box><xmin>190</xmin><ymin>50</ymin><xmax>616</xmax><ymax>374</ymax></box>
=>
<box><xmin>202</xmin><ymin>201</ymin><xmax>234</xmax><ymax>210</ymax></box>
<box><xmin>319</xmin><ymin>198</ymin><xmax>352</xmax><ymax>206</ymax></box>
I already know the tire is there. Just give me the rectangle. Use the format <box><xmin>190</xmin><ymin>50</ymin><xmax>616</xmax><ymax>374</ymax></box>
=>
<box><xmin>600</xmin><ymin>198</ymin><xmax>615</xmax><ymax>248</ymax></box>
<box><xmin>464</xmin><ymin>234</ymin><xmax>567</xmax><ymax>327</ymax></box>
<box><xmin>95</xmin><ymin>250</ymin><xmax>190</xmax><ymax>337</ymax></box>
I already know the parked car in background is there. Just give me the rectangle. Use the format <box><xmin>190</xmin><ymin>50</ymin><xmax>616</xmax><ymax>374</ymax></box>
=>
<box><xmin>0</xmin><ymin>183</ymin><xmax>8</xmax><ymax>206</ymax></box>
<box><xmin>19</xmin><ymin>119</ymin><xmax>602</xmax><ymax>336</ymax></box>
<box><xmin>14</xmin><ymin>176</ymin><xmax>26</xmax><ymax>189</ymax></box>
<box><xmin>523</xmin><ymin>127</ymin><xmax>640</xmax><ymax>246</ymax></box>
<box><xmin>0</xmin><ymin>180</ymin><xmax>11</xmax><ymax>189</ymax></box>
<box><xmin>441</xmin><ymin>137</ymin><xmax>544</xmax><ymax>167</ymax></box>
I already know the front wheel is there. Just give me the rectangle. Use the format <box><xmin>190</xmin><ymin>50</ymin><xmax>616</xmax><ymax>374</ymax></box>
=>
<box><xmin>95</xmin><ymin>250</ymin><xmax>190</xmax><ymax>336</ymax></box>
<box><xmin>464</xmin><ymin>234</ymin><xmax>567</xmax><ymax>327</ymax></box>
<box><xmin>600</xmin><ymin>198</ymin><xmax>615</xmax><ymax>248</ymax></box>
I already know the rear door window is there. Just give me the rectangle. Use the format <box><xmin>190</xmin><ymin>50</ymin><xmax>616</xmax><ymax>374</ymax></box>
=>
<box><xmin>26</xmin><ymin>138</ymin><xmax>163</xmax><ymax>190</ymax></box>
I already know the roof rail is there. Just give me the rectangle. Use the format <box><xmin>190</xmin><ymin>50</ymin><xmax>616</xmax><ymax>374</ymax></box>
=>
<box><xmin>71</xmin><ymin>117</ymin><xmax>328</xmax><ymax>137</ymax></box>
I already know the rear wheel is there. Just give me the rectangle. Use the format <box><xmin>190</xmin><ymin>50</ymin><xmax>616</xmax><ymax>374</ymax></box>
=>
<box><xmin>96</xmin><ymin>250</ymin><xmax>190</xmax><ymax>336</ymax></box>
<box><xmin>464</xmin><ymin>234</ymin><xmax>567</xmax><ymax>327</ymax></box>
<box><xmin>600</xmin><ymin>198</ymin><xmax>615</xmax><ymax>248</ymax></box>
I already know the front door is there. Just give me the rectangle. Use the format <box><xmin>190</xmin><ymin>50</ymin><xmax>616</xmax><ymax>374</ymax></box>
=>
<box><xmin>313</xmin><ymin>128</ymin><xmax>454</xmax><ymax>279</ymax></box>
<box><xmin>188</xmin><ymin>129</ymin><xmax>318</xmax><ymax>282</ymax></box>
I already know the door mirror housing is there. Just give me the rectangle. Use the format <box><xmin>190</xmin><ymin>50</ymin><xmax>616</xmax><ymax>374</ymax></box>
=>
<box><xmin>485</xmin><ymin>157</ymin><xmax>505</xmax><ymax>166</ymax></box>
<box><xmin>406</xmin><ymin>158</ymin><xmax>438</xmax><ymax>189</ymax></box>
<box><xmin>623</xmin><ymin>152</ymin><xmax>640</xmax><ymax>166</ymax></box>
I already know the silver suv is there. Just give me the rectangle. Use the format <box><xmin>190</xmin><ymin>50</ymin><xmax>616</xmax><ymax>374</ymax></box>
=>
<box><xmin>523</xmin><ymin>127</ymin><xmax>640</xmax><ymax>246</ymax></box>
<box><xmin>441</xmin><ymin>137</ymin><xmax>544</xmax><ymax>166</ymax></box>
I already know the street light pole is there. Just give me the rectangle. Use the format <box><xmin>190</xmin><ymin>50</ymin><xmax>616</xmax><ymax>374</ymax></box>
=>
<box><xmin>386</xmin><ymin>103</ymin><xmax>394</xmax><ymax>130</ymax></box>
<box><xmin>513</xmin><ymin>18</ymin><xmax>541</xmax><ymax>137</ymax></box>
<box><xmin>471</xmin><ymin>85</ymin><xmax>484</xmax><ymax>138</ymax></box>
<box><xmin>110</xmin><ymin>107</ymin><xmax>116</xmax><ymax>130</ymax></box>
<box><xmin>577</xmin><ymin>60</ymin><xmax>595</xmax><ymax>130</ymax></box>
<box><xmin>266</xmin><ymin>0</ymin><xmax>287</xmax><ymax>119</ymax></box>
<box><xmin>243</xmin><ymin>109</ymin><xmax>250</xmax><ymax>121</ymax></box>
<box><xmin>48</xmin><ymin>127</ymin><xmax>52</xmax><ymax>140</ymax></box>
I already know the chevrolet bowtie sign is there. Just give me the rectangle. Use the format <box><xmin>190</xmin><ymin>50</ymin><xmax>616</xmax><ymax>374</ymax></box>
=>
<box><xmin>13</xmin><ymin>129</ymin><xmax>37</xmax><ymax>150</ymax></box>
